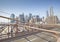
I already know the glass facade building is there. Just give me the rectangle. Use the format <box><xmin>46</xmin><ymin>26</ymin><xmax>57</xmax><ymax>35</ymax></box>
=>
<box><xmin>10</xmin><ymin>14</ymin><xmax>15</xmax><ymax>23</ymax></box>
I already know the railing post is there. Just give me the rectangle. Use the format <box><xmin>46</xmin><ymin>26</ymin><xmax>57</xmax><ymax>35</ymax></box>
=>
<box><xmin>11</xmin><ymin>25</ymin><xmax>13</xmax><ymax>38</ymax></box>
<box><xmin>8</xmin><ymin>25</ymin><xmax>9</xmax><ymax>38</ymax></box>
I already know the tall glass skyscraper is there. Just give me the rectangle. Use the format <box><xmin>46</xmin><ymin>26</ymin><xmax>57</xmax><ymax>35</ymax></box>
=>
<box><xmin>10</xmin><ymin>14</ymin><xmax>15</xmax><ymax>23</ymax></box>
<box><xmin>50</xmin><ymin>7</ymin><xmax>54</xmax><ymax>16</ymax></box>
<box><xmin>19</xmin><ymin>13</ymin><xmax>25</xmax><ymax>23</ymax></box>
<box><xmin>46</xmin><ymin>10</ymin><xmax>49</xmax><ymax>17</ymax></box>
<box><xmin>25</xmin><ymin>15</ymin><xmax>29</xmax><ymax>23</ymax></box>
<box><xmin>36</xmin><ymin>15</ymin><xmax>40</xmax><ymax>22</ymax></box>
<box><xmin>28</xmin><ymin>13</ymin><xmax>32</xmax><ymax>21</ymax></box>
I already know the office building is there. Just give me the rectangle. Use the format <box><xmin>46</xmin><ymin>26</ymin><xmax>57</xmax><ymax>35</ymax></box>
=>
<box><xmin>19</xmin><ymin>13</ymin><xmax>25</xmax><ymax>23</ymax></box>
<box><xmin>46</xmin><ymin>10</ymin><xmax>49</xmax><ymax>17</ymax></box>
<box><xmin>36</xmin><ymin>15</ymin><xmax>40</xmax><ymax>22</ymax></box>
<box><xmin>28</xmin><ymin>13</ymin><xmax>32</xmax><ymax>22</ymax></box>
<box><xmin>10</xmin><ymin>13</ymin><xmax>15</xmax><ymax>23</ymax></box>
<box><xmin>45</xmin><ymin>7</ymin><xmax>59</xmax><ymax>24</ymax></box>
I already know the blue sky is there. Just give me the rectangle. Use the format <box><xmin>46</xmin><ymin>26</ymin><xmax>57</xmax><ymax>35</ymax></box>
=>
<box><xmin>0</xmin><ymin>0</ymin><xmax>60</xmax><ymax>18</ymax></box>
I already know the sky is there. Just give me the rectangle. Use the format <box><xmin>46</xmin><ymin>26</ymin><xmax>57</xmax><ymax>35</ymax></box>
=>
<box><xmin>0</xmin><ymin>0</ymin><xmax>60</xmax><ymax>18</ymax></box>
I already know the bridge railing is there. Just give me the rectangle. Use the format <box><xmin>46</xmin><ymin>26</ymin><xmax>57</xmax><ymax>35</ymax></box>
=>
<box><xmin>0</xmin><ymin>15</ymin><xmax>60</xmax><ymax>42</ymax></box>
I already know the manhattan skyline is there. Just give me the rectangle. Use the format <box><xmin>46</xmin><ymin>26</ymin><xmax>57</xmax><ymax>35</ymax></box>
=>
<box><xmin>0</xmin><ymin>0</ymin><xmax>60</xmax><ymax>18</ymax></box>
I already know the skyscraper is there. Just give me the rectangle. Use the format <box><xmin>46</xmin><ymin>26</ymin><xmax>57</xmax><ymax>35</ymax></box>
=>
<box><xmin>28</xmin><ymin>13</ymin><xmax>32</xmax><ymax>21</ymax></box>
<box><xmin>25</xmin><ymin>15</ymin><xmax>29</xmax><ymax>23</ymax></box>
<box><xmin>36</xmin><ymin>15</ymin><xmax>40</xmax><ymax>22</ymax></box>
<box><xmin>50</xmin><ymin>7</ymin><xmax>54</xmax><ymax>16</ymax></box>
<box><xmin>19</xmin><ymin>13</ymin><xmax>25</xmax><ymax>23</ymax></box>
<box><xmin>10</xmin><ymin>14</ymin><xmax>15</xmax><ymax>23</ymax></box>
<box><xmin>45</xmin><ymin>7</ymin><xmax>59</xmax><ymax>24</ymax></box>
<box><xmin>46</xmin><ymin>10</ymin><xmax>49</xmax><ymax>17</ymax></box>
